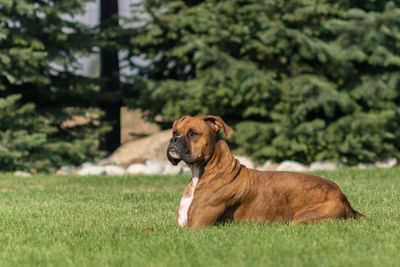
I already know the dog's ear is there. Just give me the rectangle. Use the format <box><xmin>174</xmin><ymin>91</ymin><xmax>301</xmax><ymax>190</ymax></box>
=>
<box><xmin>204</xmin><ymin>115</ymin><xmax>233</xmax><ymax>139</ymax></box>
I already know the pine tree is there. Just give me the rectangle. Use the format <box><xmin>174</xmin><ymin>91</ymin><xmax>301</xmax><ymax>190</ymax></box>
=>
<box><xmin>0</xmin><ymin>0</ymin><xmax>108</xmax><ymax>171</ymax></box>
<box><xmin>125</xmin><ymin>0</ymin><xmax>400</xmax><ymax>165</ymax></box>
<box><xmin>0</xmin><ymin>94</ymin><xmax>53</xmax><ymax>171</ymax></box>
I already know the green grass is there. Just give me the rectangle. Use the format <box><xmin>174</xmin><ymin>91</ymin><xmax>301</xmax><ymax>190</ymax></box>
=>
<box><xmin>0</xmin><ymin>168</ymin><xmax>399</xmax><ymax>266</ymax></box>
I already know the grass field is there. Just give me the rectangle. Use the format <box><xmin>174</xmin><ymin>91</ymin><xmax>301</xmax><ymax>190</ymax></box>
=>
<box><xmin>0</xmin><ymin>168</ymin><xmax>399</xmax><ymax>266</ymax></box>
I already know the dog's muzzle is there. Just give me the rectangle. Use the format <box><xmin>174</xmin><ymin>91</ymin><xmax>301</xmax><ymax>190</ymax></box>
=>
<box><xmin>167</xmin><ymin>135</ymin><xmax>190</xmax><ymax>165</ymax></box>
<box><xmin>167</xmin><ymin>147</ymin><xmax>181</xmax><ymax>165</ymax></box>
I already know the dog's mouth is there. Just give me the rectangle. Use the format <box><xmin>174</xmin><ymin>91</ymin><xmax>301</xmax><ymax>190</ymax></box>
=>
<box><xmin>167</xmin><ymin>148</ymin><xmax>182</xmax><ymax>165</ymax></box>
<box><xmin>168</xmin><ymin>149</ymin><xmax>180</xmax><ymax>160</ymax></box>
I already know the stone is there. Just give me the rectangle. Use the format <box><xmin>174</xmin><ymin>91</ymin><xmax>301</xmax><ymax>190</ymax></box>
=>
<box><xmin>256</xmin><ymin>160</ymin><xmax>279</xmax><ymax>171</ymax></box>
<box><xmin>80</xmin><ymin>162</ymin><xmax>96</xmax><ymax>168</ymax></box>
<box><xmin>14</xmin><ymin>171</ymin><xmax>32</xmax><ymax>177</ymax></box>
<box><xmin>104</xmin><ymin>165</ymin><xmax>126</xmax><ymax>175</ymax></box>
<box><xmin>126</xmin><ymin>160</ymin><xmax>166</xmax><ymax>175</ymax></box>
<box><xmin>182</xmin><ymin>166</ymin><xmax>191</xmax><ymax>174</ymax></box>
<box><xmin>357</xmin><ymin>163</ymin><xmax>374</xmax><ymax>169</ymax></box>
<box><xmin>375</xmin><ymin>158</ymin><xmax>398</xmax><ymax>168</ymax></box>
<box><xmin>108</xmin><ymin>130</ymin><xmax>172</xmax><ymax>167</ymax></box>
<box><xmin>276</xmin><ymin>160</ymin><xmax>309</xmax><ymax>172</ymax></box>
<box><xmin>96</xmin><ymin>159</ymin><xmax>116</xmax><ymax>166</ymax></box>
<box><xmin>126</xmin><ymin>163</ymin><xmax>148</xmax><ymax>174</ymax></box>
<box><xmin>144</xmin><ymin>160</ymin><xmax>165</xmax><ymax>174</ymax></box>
<box><xmin>163</xmin><ymin>164</ymin><xmax>183</xmax><ymax>175</ymax></box>
<box><xmin>78</xmin><ymin>166</ymin><xmax>106</xmax><ymax>176</ymax></box>
<box><xmin>309</xmin><ymin>161</ymin><xmax>342</xmax><ymax>171</ymax></box>
<box><xmin>236</xmin><ymin>155</ymin><xmax>256</xmax><ymax>169</ymax></box>
<box><xmin>56</xmin><ymin>166</ymin><xmax>75</xmax><ymax>175</ymax></box>
<box><xmin>119</xmin><ymin>158</ymin><xmax>147</xmax><ymax>169</ymax></box>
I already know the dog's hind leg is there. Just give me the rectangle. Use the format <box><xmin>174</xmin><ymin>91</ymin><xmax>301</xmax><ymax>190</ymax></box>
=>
<box><xmin>291</xmin><ymin>201</ymin><xmax>354</xmax><ymax>224</ymax></box>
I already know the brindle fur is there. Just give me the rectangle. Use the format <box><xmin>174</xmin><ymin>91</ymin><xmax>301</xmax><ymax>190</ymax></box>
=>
<box><xmin>167</xmin><ymin>115</ymin><xmax>364</xmax><ymax>229</ymax></box>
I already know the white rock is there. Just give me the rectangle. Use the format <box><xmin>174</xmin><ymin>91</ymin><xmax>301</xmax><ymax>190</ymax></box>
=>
<box><xmin>163</xmin><ymin>164</ymin><xmax>183</xmax><ymax>175</ymax></box>
<box><xmin>182</xmin><ymin>166</ymin><xmax>191</xmax><ymax>174</ymax></box>
<box><xmin>96</xmin><ymin>159</ymin><xmax>115</xmax><ymax>166</ymax></box>
<box><xmin>104</xmin><ymin>165</ymin><xmax>126</xmax><ymax>175</ymax></box>
<box><xmin>375</xmin><ymin>158</ymin><xmax>397</xmax><ymax>168</ymax></box>
<box><xmin>236</xmin><ymin>155</ymin><xmax>256</xmax><ymax>169</ymax></box>
<box><xmin>357</xmin><ymin>163</ymin><xmax>374</xmax><ymax>169</ymax></box>
<box><xmin>126</xmin><ymin>160</ymin><xmax>165</xmax><ymax>175</ymax></box>
<box><xmin>126</xmin><ymin>163</ymin><xmax>148</xmax><ymax>174</ymax></box>
<box><xmin>78</xmin><ymin>166</ymin><xmax>106</xmax><ymax>176</ymax></box>
<box><xmin>276</xmin><ymin>160</ymin><xmax>309</xmax><ymax>172</ymax></box>
<box><xmin>80</xmin><ymin>162</ymin><xmax>95</xmax><ymax>168</ymax></box>
<box><xmin>256</xmin><ymin>160</ymin><xmax>279</xmax><ymax>171</ymax></box>
<box><xmin>309</xmin><ymin>161</ymin><xmax>342</xmax><ymax>171</ymax></box>
<box><xmin>144</xmin><ymin>160</ymin><xmax>165</xmax><ymax>174</ymax></box>
<box><xmin>14</xmin><ymin>171</ymin><xmax>32</xmax><ymax>177</ymax></box>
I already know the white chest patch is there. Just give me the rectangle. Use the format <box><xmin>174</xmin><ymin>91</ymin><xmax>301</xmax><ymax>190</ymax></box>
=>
<box><xmin>178</xmin><ymin>171</ymin><xmax>199</xmax><ymax>227</ymax></box>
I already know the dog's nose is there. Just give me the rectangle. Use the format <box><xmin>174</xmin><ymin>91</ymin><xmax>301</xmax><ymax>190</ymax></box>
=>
<box><xmin>171</xmin><ymin>135</ymin><xmax>182</xmax><ymax>143</ymax></box>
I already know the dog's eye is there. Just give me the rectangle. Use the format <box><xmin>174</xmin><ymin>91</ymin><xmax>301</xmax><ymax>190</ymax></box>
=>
<box><xmin>188</xmin><ymin>131</ymin><xmax>200</xmax><ymax>138</ymax></box>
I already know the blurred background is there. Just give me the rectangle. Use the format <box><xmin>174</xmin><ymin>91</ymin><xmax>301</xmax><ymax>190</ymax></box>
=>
<box><xmin>1</xmin><ymin>0</ymin><xmax>400</xmax><ymax>172</ymax></box>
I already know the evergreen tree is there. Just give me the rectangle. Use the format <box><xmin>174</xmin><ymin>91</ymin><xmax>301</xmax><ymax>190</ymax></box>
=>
<box><xmin>0</xmin><ymin>94</ymin><xmax>51</xmax><ymax>172</ymax></box>
<box><xmin>0</xmin><ymin>94</ymin><xmax>98</xmax><ymax>172</ymax></box>
<box><xmin>0</xmin><ymin>0</ymin><xmax>108</xmax><ymax>171</ymax></box>
<box><xmin>125</xmin><ymin>0</ymin><xmax>400</xmax><ymax>164</ymax></box>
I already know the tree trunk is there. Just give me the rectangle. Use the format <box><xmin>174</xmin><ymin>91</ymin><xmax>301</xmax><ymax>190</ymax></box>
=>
<box><xmin>99</xmin><ymin>0</ymin><xmax>121</xmax><ymax>154</ymax></box>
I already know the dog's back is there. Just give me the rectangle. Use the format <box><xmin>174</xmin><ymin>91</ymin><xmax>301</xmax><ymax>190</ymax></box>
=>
<box><xmin>235</xmin><ymin>168</ymin><xmax>364</xmax><ymax>224</ymax></box>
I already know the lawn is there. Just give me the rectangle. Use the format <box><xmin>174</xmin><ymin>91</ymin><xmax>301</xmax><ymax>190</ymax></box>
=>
<box><xmin>0</xmin><ymin>168</ymin><xmax>399</xmax><ymax>267</ymax></box>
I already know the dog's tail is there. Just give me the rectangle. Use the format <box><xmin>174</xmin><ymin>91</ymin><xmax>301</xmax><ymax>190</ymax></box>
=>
<box><xmin>353</xmin><ymin>209</ymin><xmax>365</xmax><ymax>219</ymax></box>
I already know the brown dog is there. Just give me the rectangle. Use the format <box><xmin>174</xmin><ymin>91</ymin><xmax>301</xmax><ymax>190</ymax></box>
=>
<box><xmin>167</xmin><ymin>115</ymin><xmax>364</xmax><ymax>229</ymax></box>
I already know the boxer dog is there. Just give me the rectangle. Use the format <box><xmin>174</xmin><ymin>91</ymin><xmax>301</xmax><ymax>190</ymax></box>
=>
<box><xmin>167</xmin><ymin>115</ymin><xmax>364</xmax><ymax>229</ymax></box>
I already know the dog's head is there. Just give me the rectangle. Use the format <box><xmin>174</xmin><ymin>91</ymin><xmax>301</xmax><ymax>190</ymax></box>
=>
<box><xmin>167</xmin><ymin>115</ymin><xmax>233</xmax><ymax>166</ymax></box>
